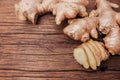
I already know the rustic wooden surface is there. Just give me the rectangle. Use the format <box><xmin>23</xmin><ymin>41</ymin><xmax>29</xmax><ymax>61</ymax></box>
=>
<box><xmin>0</xmin><ymin>0</ymin><xmax>120</xmax><ymax>80</ymax></box>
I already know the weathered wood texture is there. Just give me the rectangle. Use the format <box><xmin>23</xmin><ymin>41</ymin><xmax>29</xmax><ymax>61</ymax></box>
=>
<box><xmin>0</xmin><ymin>0</ymin><xmax>120</xmax><ymax>80</ymax></box>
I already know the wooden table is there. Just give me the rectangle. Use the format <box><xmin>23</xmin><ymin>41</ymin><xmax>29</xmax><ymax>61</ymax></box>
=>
<box><xmin>0</xmin><ymin>0</ymin><xmax>120</xmax><ymax>80</ymax></box>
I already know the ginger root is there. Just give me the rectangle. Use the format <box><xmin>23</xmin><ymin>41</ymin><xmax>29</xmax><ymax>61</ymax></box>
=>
<box><xmin>63</xmin><ymin>17</ymin><xmax>99</xmax><ymax>42</ymax></box>
<box><xmin>89</xmin><ymin>0</ymin><xmax>120</xmax><ymax>55</ymax></box>
<box><xmin>104</xmin><ymin>27</ymin><xmax>120</xmax><ymax>55</ymax></box>
<box><xmin>15</xmin><ymin>0</ymin><xmax>53</xmax><ymax>24</ymax></box>
<box><xmin>74</xmin><ymin>40</ymin><xmax>109</xmax><ymax>70</ymax></box>
<box><xmin>65</xmin><ymin>0</ymin><xmax>120</xmax><ymax>70</ymax></box>
<box><xmin>15</xmin><ymin>0</ymin><xmax>89</xmax><ymax>24</ymax></box>
<box><xmin>49</xmin><ymin>0</ymin><xmax>88</xmax><ymax>25</ymax></box>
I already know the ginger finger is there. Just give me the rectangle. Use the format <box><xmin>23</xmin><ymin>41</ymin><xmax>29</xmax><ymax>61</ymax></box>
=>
<box><xmin>104</xmin><ymin>27</ymin><xmax>120</xmax><ymax>55</ymax></box>
<box><xmin>89</xmin><ymin>10</ymin><xmax>99</xmax><ymax>17</ymax></box>
<box><xmin>79</xmin><ymin>5</ymin><xmax>88</xmax><ymax>17</ymax></box>
<box><xmin>90</xmin><ymin>29</ymin><xmax>98</xmax><ymax>39</ymax></box>
<box><xmin>81</xmin><ymin>33</ymin><xmax>90</xmax><ymax>42</ymax></box>
<box><xmin>110</xmin><ymin>2</ymin><xmax>119</xmax><ymax>8</ymax></box>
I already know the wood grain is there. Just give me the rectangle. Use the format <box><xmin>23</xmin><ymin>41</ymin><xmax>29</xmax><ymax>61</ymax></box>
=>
<box><xmin>0</xmin><ymin>0</ymin><xmax>120</xmax><ymax>80</ymax></box>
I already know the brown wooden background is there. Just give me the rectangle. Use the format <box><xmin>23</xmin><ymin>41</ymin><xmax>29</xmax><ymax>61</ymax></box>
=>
<box><xmin>0</xmin><ymin>0</ymin><xmax>120</xmax><ymax>80</ymax></box>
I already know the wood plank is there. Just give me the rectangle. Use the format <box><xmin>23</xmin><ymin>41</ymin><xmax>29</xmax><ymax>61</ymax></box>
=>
<box><xmin>0</xmin><ymin>45</ymin><xmax>119</xmax><ymax>71</ymax></box>
<box><xmin>0</xmin><ymin>33</ymin><xmax>81</xmax><ymax>45</ymax></box>
<box><xmin>0</xmin><ymin>45</ymin><xmax>75</xmax><ymax>54</ymax></box>
<box><xmin>0</xmin><ymin>25</ymin><xmax>64</xmax><ymax>34</ymax></box>
<box><xmin>0</xmin><ymin>70</ymin><xmax>119</xmax><ymax>80</ymax></box>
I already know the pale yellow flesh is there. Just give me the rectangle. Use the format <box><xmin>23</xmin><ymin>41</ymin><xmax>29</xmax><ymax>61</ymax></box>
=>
<box><xmin>82</xmin><ymin>44</ymin><xmax>97</xmax><ymax>70</ymax></box>
<box><xmin>87</xmin><ymin>41</ymin><xmax>100</xmax><ymax>67</ymax></box>
<box><xmin>74</xmin><ymin>47</ymin><xmax>89</xmax><ymax>69</ymax></box>
<box><xmin>89</xmin><ymin>40</ymin><xmax>101</xmax><ymax>66</ymax></box>
<box><xmin>95</xmin><ymin>42</ymin><xmax>109</xmax><ymax>61</ymax></box>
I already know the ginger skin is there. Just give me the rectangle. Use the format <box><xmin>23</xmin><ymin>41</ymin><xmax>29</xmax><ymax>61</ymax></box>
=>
<box><xmin>74</xmin><ymin>40</ymin><xmax>109</xmax><ymax>70</ymax></box>
<box><xmin>15</xmin><ymin>0</ymin><xmax>89</xmax><ymax>24</ymax></box>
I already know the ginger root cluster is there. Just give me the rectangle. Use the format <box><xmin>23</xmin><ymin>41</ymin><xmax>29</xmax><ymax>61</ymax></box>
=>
<box><xmin>15</xmin><ymin>0</ymin><xmax>120</xmax><ymax>70</ymax></box>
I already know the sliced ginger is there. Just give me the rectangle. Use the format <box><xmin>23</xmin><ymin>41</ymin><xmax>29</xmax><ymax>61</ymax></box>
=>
<box><xmin>87</xmin><ymin>41</ymin><xmax>101</xmax><ymax>66</ymax></box>
<box><xmin>15</xmin><ymin>0</ymin><xmax>89</xmax><ymax>24</ymax></box>
<box><xmin>74</xmin><ymin>40</ymin><xmax>109</xmax><ymax>70</ymax></box>
<box><xmin>74</xmin><ymin>47</ymin><xmax>89</xmax><ymax>69</ymax></box>
<box><xmin>82</xmin><ymin>43</ymin><xmax>97</xmax><ymax>70</ymax></box>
